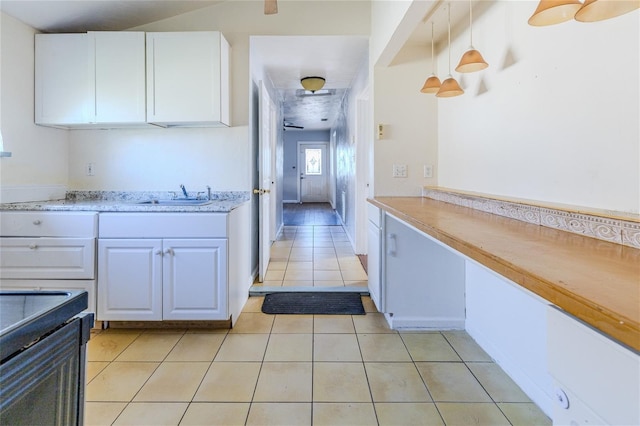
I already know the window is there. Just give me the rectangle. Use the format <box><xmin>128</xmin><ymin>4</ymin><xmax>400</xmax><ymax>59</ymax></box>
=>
<box><xmin>305</xmin><ymin>148</ymin><xmax>322</xmax><ymax>175</ymax></box>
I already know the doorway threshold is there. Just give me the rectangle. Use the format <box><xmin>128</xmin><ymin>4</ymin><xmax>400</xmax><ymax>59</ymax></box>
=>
<box><xmin>249</xmin><ymin>285</ymin><xmax>369</xmax><ymax>297</ymax></box>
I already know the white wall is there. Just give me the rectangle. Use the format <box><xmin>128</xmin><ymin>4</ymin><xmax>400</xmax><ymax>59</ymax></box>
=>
<box><xmin>437</xmin><ymin>2</ymin><xmax>640</xmax><ymax>214</ymax></box>
<box><xmin>68</xmin><ymin>126</ymin><xmax>249</xmax><ymax>191</ymax></box>
<box><xmin>0</xmin><ymin>12</ymin><xmax>69</xmax><ymax>202</ymax></box>
<box><xmin>373</xmin><ymin>45</ymin><xmax>439</xmax><ymax>196</ymax></box>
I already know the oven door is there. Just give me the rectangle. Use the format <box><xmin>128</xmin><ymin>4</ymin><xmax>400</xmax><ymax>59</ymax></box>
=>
<box><xmin>0</xmin><ymin>313</ymin><xmax>93</xmax><ymax>426</ymax></box>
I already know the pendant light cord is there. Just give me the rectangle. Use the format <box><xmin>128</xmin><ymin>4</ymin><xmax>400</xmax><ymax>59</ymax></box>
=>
<box><xmin>431</xmin><ymin>22</ymin><xmax>436</xmax><ymax>73</ymax></box>
<box><xmin>447</xmin><ymin>3</ymin><xmax>451</xmax><ymax>74</ymax></box>
<box><xmin>469</xmin><ymin>0</ymin><xmax>474</xmax><ymax>47</ymax></box>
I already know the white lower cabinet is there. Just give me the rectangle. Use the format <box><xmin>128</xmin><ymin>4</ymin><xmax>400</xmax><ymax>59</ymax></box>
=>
<box><xmin>97</xmin><ymin>213</ymin><xmax>229</xmax><ymax>321</ymax></box>
<box><xmin>548</xmin><ymin>306</ymin><xmax>640</xmax><ymax>426</ymax></box>
<box><xmin>98</xmin><ymin>238</ymin><xmax>227</xmax><ymax>321</ymax></box>
<box><xmin>0</xmin><ymin>211</ymin><xmax>98</xmax><ymax>313</ymax></box>
<box><xmin>383</xmin><ymin>213</ymin><xmax>465</xmax><ymax>329</ymax></box>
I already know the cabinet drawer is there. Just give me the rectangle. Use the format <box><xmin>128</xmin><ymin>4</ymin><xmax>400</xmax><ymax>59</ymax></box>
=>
<box><xmin>0</xmin><ymin>238</ymin><xmax>96</xmax><ymax>279</ymax></box>
<box><xmin>0</xmin><ymin>212</ymin><xmax>97</xmax><ymax>237</ymax></box>
<box><xmin>99</xmin><ymin>213</ymin><xmax>228</xmax><ymax>238</ymax></box>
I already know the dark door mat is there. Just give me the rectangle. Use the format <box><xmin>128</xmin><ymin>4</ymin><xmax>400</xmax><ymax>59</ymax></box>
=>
<box><xmin>261</xmin><ymin>292</ymin><xmax>365</xmax><ymax>315</ymax></box>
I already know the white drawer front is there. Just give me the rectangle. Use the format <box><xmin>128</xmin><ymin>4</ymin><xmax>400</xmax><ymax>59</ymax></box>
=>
<box><xmin>99</xmin><ymin>213</ymin><xmax>228</xmax><ymax>238</ymax></box>
<box><xmin>0</xmin><ymin>237</ymin><xmax>96</xmax><ymax>279</ymax></box>
<box><xmin>0</xmin><ymin>279</ymin><xmax>97</xmax><ymax>314</ymax></box>
<box><xmin>0</xmin><ymin>211</ymin><xmax>97</xmax><ymax>237</ymax></box>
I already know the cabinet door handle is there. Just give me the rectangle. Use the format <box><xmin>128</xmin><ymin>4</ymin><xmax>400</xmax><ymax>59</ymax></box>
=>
<box><xmin>164</xmin><ymin>248</ymin><xmax>174</xmax><ymax>256</ymax></box>
<box><xmin>155</xmin><ymin>249</ymin><xmax>163</xmax><ymax>256</ymax></box>
<box><xmin>29</xmin><ymin>244</ymin><xmax>38</xmax><ymax>250</ymax></box>
<box><xmin>387</xmin><ymin>233</ymin><xmax>397</xmax><ymax>256</ymax></box>
<box><xmin>33</xmin><ymin>220</ymin><xmax>42</xmax><ymax>225</ymax></box>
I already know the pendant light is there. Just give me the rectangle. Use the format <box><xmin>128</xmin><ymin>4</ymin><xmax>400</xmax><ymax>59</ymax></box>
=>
<box><xmin>421</xmin><ymin>22</ymin><xmax>441</xmax><ymax>93</ymax></box>
<box><xmin>575</xmin><ymin>0</ymin><xmax>640</xmax><ymax>22</ymax></box>
<box><xmin>437</xmin><ymin>3</ymin><xmax>464</xmax><ymax>98</ymax></box>
<box><xmin>456</xmin><ymin>0</ymin><xmax>488</xmax><ymax>73</ymax></box>
<box><xmin>528</xmin><ymin>0</ymin><xmax>582</xmax><ymax>26</ymax></box>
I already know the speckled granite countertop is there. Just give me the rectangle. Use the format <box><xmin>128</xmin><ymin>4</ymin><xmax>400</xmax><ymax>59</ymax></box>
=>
<box><xmin>0</xmin><ymin>191</ymin><xmax>251</xmax><ymax>213</ymax></box>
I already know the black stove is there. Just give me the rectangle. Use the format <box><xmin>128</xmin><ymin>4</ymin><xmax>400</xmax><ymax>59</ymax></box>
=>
<box><xmin>0</xmin><ymin>290</ymin><xmax>93</xmax><ymax>425</ymax></box>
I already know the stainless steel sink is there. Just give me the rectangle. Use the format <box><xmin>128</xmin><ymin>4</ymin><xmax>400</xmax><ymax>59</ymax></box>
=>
<box><xmin>137</xmin><ymin>199</ymin><xmax>212</xmax><ymax>206</ymax></box>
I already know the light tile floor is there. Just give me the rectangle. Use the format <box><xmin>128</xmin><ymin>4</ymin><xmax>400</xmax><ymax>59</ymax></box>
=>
<box><xmin>254</xmin><ymin>226</ymin><xmax>369</xmax><ymax>288</ymax></box>
<box><xmin>85</xmin><ymin>225</ymin><xmax>551</xmax><ymax>425</ymax></box>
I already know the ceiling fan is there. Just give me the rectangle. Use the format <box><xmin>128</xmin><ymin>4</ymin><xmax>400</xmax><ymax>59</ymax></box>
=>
<box><xmin>265</xmin><ymin>0</ymin><xmax>278</xmax><ymax>15</ymax></box>
<box><xmin>283</xmin><ymin>120</ymin><xmax>303</xmax><ymax>130</ymax></box>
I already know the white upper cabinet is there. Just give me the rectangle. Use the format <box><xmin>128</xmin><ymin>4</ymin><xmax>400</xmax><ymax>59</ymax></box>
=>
<box><xmin>146</xmin><ymin>31</ymin><xmax>230</xmax><ymax>127</ymax></box>
<box><xmin>35</xmin><ymin>31</ymin><xmax>230</xmax><ymax>129</ymax></box>
<box><xmin>35</xmin><ymin>33</ymin><xmax>92</xmax><ymax>126</ymax></box>
<box><xmin>89</xmin><ymin>31</ymin><xmax>146</xmax><ymax>124</ymax></box>
<box><xmin>35</xmin><ymin>32</ymin><xmax>147</xmax><ymax>128</ymax></box>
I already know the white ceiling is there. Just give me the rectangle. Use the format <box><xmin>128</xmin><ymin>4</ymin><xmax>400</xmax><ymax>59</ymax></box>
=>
<box><xmin>0</xmin><ymin>0</ymin><xmax>482</xmax><ymax>132</ymax></box>
<box><xmin>0</xmin><ymin>0</ymin><xmax>223</xmax><ymax>33</ymax></box>
<box><xmin>251</xmin><ymin>36</ymin><xmax>368</xmax><ymax>131</ymax></box>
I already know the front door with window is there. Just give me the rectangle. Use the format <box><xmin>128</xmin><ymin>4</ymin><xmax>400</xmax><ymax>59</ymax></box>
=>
<box><xmin>298</xmin><ymin>142</ymin><xmax>329</xmax><ymax>202</ymax></box>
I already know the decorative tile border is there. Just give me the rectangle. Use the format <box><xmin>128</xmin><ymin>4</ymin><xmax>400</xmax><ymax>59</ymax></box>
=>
<box><xmin>423</xmin><ymin>187</ymin><xmax>639</xmax><ymax>249</ymax></box>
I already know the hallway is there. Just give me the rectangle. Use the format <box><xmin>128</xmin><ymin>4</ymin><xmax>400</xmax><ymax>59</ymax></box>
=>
<box><xmin>283</xmin><ymin>203</ymin><xmax>341</xmax><ymax>226</ymax></box>
<box><xmin>251</xmin><ymin>202</ymin><xmax>367</xmax><ymax>291</ymax></box>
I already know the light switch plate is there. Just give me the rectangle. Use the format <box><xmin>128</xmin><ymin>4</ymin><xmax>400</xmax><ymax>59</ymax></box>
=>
<box><xmin>393</xmin><ymin>164</ymin><xmax>407</xmax><ymax>178</ymax></box>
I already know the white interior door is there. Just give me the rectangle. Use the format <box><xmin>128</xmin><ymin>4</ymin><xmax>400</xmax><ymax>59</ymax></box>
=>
<box><xmin>257</xmin><ymin>82</ymin><xmax>274</xmax><ymax>282</ymax></box>
<box><xmin>298</xmin><ymin>142</ymin><xmax>329</xmax><ymax>203</ymax></box>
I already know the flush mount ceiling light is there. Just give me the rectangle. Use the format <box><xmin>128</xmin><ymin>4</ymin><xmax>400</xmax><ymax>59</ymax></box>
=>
<box><xmin>300</xmin><ymin>76</ymin><xmax>326</xmax><ymax>93</ymax></box>
<box><xmin>574</xmin><ymin>0</ymin><xmax>640</xmax><ymax>22</ymax></box>
<box><xmin>437</xmin><ymin>3</ymin><xmax>464</xmax><ymax>98</ymax></box>
<box><xmin>455</xmin><ymin>0</ymin><xmax>488</xmax><ymax>73</ymax></box>
<box><xmin>528</xmin><ymin>0</ymin><xmax>583</xmax><ymax>25</ymax></box>
<box><xmin>421</xmin><ymin>22</ymin><xmax>441</xmax><ymax>94</ymax></box>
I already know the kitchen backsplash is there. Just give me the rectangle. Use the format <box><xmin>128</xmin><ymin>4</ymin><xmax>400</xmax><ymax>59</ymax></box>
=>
<box><xmin>423</xmin><ymin>187</ymin><xmax>640</xmax><ymax>249</ymax></box>
<box><xmin>66</xmin><ymin>190</ymin><xmax>250</xmax><ymax>203</ymax></box>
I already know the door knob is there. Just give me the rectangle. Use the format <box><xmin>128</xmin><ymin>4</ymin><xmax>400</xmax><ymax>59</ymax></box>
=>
<box><xmin>253</xmin><ymin>189</ymin><xmax>271</xmax><ymax>195</ymax></box>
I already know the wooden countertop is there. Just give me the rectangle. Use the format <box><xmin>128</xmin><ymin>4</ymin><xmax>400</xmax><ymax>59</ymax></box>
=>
<box><xmin>369</xmin><ymin>197</ymin><xmax>640</xmax><ymax>352</ymax></box>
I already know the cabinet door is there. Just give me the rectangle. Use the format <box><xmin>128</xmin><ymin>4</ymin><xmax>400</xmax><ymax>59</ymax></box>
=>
<box><xmin>35</xmin><ymin>33</ymin><xmax>92</xmax><ymax>125</ymax></box>
<box><xmin>98</xmin><ymin>239</ymin><xmax>162</xmax><ymax>320</ymax></box>
<box><xmin>146</xmin><ymin>32</ymin><xmax>229</xmax><ymax>125</ymax></box>
<box><xmin>90</xmin><ymin>32</ymin><xmax>146</xmax><ymax>123</ymax></box>
<box><xmin>162</xmin><ymin>239</ymin><xmax>228</xmax><ymax>320</ymax></box>
<box><xmin>384</xmin><ymin>214</ymin><xmax>465</xmax><ymax>328</ymax></box>
<box><xmin>367</xmin><ymin>219</ymin><xmax>382</xmax><ymax>311</ymax></box>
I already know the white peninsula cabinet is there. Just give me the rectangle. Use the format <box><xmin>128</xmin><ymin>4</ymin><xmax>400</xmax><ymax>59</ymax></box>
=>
<box><xmin>35</xmin><ymin>32</ymin><xmax>146</xmax><ymax>127</ymax></box>
<box><xmin>382</xmin><ymin>214</ymin><xmax>465</xmax><ymax>329</ymax></box>
<box><xmin>146</xmin><ymin>31</ymin><xmax>230</xmax><ymax>126</ymax></box>
<box><xmin>98</xmin><ymin>212</ymin><xmax>242</xmax><ymax>322</ymax></box>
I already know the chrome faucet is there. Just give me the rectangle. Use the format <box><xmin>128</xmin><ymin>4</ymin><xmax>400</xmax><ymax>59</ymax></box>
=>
<box><xmin>179</xmin><ymin>184</ymin><xmax>189</xmax><ymax>198</ymax></box>
<box><xmin>207</xmin><ymin>185</ymin><xmax>211</xmax><ymax>200</ymax></box>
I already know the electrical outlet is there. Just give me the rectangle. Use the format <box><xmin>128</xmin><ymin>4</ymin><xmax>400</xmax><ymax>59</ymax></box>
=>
<box><xmin>424</xmin><ymin>165</ymin><xmax>433</xmax><ymax>178</ymax></box>
<box><xmin>86</xmin><ymin>163</ymin><xmax>95</xmax><ymax>176</ymax></box>
<box><xmin>392</xmin><ymin>164</ymin><xmax>407</xmax><ymax>178</ymax></box>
